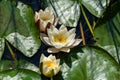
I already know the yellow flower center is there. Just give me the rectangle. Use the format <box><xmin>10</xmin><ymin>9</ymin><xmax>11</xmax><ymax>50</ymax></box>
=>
<box><xmin>40</xmin><ymin>12</ymin><xmax>52</xmax><ymax>21</ymax></box>
<box><xmin>44</xmin><ymin>61</ymin><xmax>56</xmax><ymax>68</ymax></box>
<box><xmin>54</xmin><ymin>35</ymin><xmax>67</xmax><ymax>43</ymax></box>
<box><xmin>41</xmin><ymin>16</ymin><xmax>50</xmax><ymax>21</ymax></box>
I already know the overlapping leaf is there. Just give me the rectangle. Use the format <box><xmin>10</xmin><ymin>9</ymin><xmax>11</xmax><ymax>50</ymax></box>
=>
<box><xmin>81</xmin><ymin>0</ymin><xmax>110</xmax><ymax>17</ymax></box>
<box><xmin>0</xmin><ymin>0</ymin><xmax>41</xmax><ymax>57</ymax></box>
<box><xmin>0</xmin><ymin>60</ymin><xmax>41</xmax><ymax>80</ymax></box>
<box><xmin>94</xmin><ymin>10</ymin><xmax>120</xmax><ymax>63</ymax></box>
<box><xmin>0</xmin><ymin>38</ymin><xmax>4</xmax><ymax>60</ymax></box>
<box><xmin>44</xmin><ymin>0</ymin><xmax>110</xmax><ymax>28</ymax></box>
<box><xmin>72</xmin><ymin>0</ymin><xmax>110</xmax><ymax>17</ymax></box>
<box><xmin>44</xmin><ymin>0</ymin><xmax>80</xmax><ymax>27</ymax></box>
<box><xmin>59</xmin><ymin>46</ymin><xmax>120</xmax><ymax>80</ymax></box>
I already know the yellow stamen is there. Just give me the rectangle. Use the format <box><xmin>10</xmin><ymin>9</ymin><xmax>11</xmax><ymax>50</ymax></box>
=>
<box><xmin>54</xmin><ymin>35</ymin><xmax>67</xmax><ymax>43</ymax></box>
<box><xmin>40</xmin><ymin>12</ymin><xmax>52</xmax><ymax>21</ymax></box>
<box><xmin>41</xmin><ymin>16</ymin><xmax>50</xmax><ymax>21</ymax></box>
<box><xmin>44</xmin><ymin>61</ymin><xmax>55</xmax><ymax>68</ymax></box>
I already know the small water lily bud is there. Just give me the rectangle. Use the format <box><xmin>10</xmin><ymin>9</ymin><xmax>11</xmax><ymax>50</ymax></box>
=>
<box><xmin>40</xmin><ymin>54</ymin><xmax>61</xmax><ymax>77</ymax></box>
<box><xmin>35</xmin><ymin>7</ymin><xmax>57</xmax><ymax>33</ymax></box>
<box><xmin>40</xmin><ymin>25</ymin><xmax>82</xmax><ymax>53</ymax></box>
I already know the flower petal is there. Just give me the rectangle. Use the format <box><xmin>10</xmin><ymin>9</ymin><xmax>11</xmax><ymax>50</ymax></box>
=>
<box><xmin>48</xmin><ymin>54</ymin><xmax>56</xmax><ymax>61</ymax></box>
<box><xmin>42</xmin><ymin>65</ymin><xmax>53</xmax><ymax>77</ymax></box>
<box><xmin>43</xmin><ymin>37</ymin><xmax>51</xmax><ymax>45</ymax></box>
<box><xmin>68</xmin><ymin>28</ymin><xmax>76</xmax><ymax>35</ymax></box>
<box><xmin>40</xmin><ymin>33</ymin><xmax>52</xmax><ymax>46</ymax></box>
<box><xmin>45</xmin><ymin>7</ymin><xmax>53</xmax><ymax>16</ymax></box>
<box><xmin>48</xmin><ymin>25</ymin><xmax>58</xmax><ymax>36</ymax></box>
<box><xmin>53</xmin><ymin>18</ymin><xmax>58</xmax><ymax>26</ymax></box>
<box><xmin>60</xmin><ymin>47</ymin><xmax>70</xmax><ymax>53</ymax></box>
<box><xmin>47</xmin><ymin>47</ymin><xmax>60</xmax><ymax>53</ymax></box>
<box><xmin>47</xmin><ymin>26</ymin><xmax>59</xmax><ymax>44</ymax></box>
<box><xmin>59</xmin><ymin>24</ymin><xmax>67</xmax><ymax>32</ymax></box>
<box><xmin>37</xmin><ymin>7</ymin><xmax>55</xmax><ymax>33</ymax></box>
<box><xmin>39</xmin><ymin>9</ymin><xmax>43</xmax><ymax>15</ymax></box>
<box><xmin>54</xmin><ymin>65</ymin><xmax>61</xmax><ymax>75</ymax></box>
<box><xmin>56</xmin><ymin>59</ymin><xmax>60</xmax><ymax>65</ymax></box>
<box><xmin>40</xmin><ymin>54</ymin><xmax>46</xmax><ymax>63</ymax></box>
<box><xmin>70</xmin><ymin>39</ymin><xmax>82</xmax><ymax>48</ymax></box>
<box><xmin>66</xmin><ymin>39</ymin><xmax>75</xmax><ymax>47</ymax></box>
<box><xmin>45</xmin><ymin>7</ymin><xmax>50</xmax><ymax>12</ymax></box>
<box><xmin>53</xmin><ymin>43</ymin><xmax>65</xmax><ymax>49</ymax></box>
<box><xmin>51</xmin><ymin>25</ymin><xmax>59</xmax><ymax>33</ymax></box>
<box><xmin>39</xmin><ymin>20</ymin><xmax>48</xmax><ymax>32</ymax></box>
<box><xmin>40</xmin><ymin>33</ymin><xmax>47</xmax><ymax>41</ymax></box>
<box><xmin>66</xmin><ymin>33</ymin><xmax>76</xmax><ymax>47</ymax></box>
<box><xmin>34</xmin><ymin>12</ymin><xmax>39</xmax><ymax>22</ymax></box>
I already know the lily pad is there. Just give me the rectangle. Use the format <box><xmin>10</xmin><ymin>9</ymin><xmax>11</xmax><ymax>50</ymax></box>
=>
<box><xmin>81</xmin><ymin>0</ymin><xmax>110</xmax><ymax>17</ymax></box>
<box><xmin>0</xmin><ymin>0</ymin><xmax>41</xmax><ymax>57</ymax></box>
<box><xmin>0</xmin><ymin>60</ymin><xmax>41</xmax><ymax>80</ymax></box>
<box><xmin>60</xmin><ymin>46</ymin><xmax>120</xmax><ymax>80</ymax></box>
<box><xmin>94</xmin><ymin>11</ymin><xmax>120</xmax><ymax>63</ymax></box>
<box><xmin>44</xmin><ymin>0</ymin><xmax>80</xmax><ymax>27</ymax></box>
<box><xmin>0</xmin><ymin>38</ymin><xmax>4</xmax><ymax>60</ymax></box>
<box><xmin>0</xmin><ymin>69</ymin><xmax>41</xmax><ymax>80</ymax></box>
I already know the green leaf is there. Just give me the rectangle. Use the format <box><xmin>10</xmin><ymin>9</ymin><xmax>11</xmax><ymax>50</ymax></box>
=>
<box><xmin>0</xmin><ymin>0</ymin><xmax>41</xmax><ymax>57</ymax></box>
<box><xmin>94</xmin><ymin>11</ymin><xmax>120</xmax><ymax>63</ymax></box>
<box><xmin>0</xmin><ymin>38</ymin><xmax>4</xmax><ymax>60</ymax></box>
<box><xmin>0</xmin><ymin>69</ymin><xmax>41</xmax><ymax>80</ymax></box>
<box><xmin>0</xmin><ymin>0</ymin><xmax>26</xmax><ymax>37</ymax></box>
<box><xmin>44</xmin><ymin>0</ymin><xmax>80</xmax><ymax>27</ymax></box>
<box><xmin>97</xmin><ymin>1</ymin><xmax>120</xmax><ymax>25</ymax></box>
<box><xmin>0</xmin><ymin>60</ymin><xmax>40</xmax><ymax>74</ymax></box>
<box><xmin>0</xmin><ymin>60</ymin><xmax>41</xmax><ymax>80</ymax></box>
<box><xmin>60</xmin><ymin>46</ymin><xmax>120</xmax><ymax>80</ymax></box>
<box><xmin>81</xmin><ymin>0</ymin><xmax>110</xmax><ymax>17</ymax></box>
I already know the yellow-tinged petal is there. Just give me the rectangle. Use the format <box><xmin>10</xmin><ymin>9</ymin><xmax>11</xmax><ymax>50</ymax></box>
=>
<box><xmin>34</xmin><ymin>12</ymin><xmax>39</xmax><ymax>22</ymax></box>
<box><xmin>70</xmin><ymin>39</ymin><xmax>82</xmax><ymax>48</ymax></box>
<box><xmin>35</xmin><ymin>7</ymin><xmax>56</xmax><ymax>33</ymax></box>
<box><xmin>47</xmin><ymin>47</ymin><xmax>60</xmax><ymax>53</ymax></box>
<box><xmin>40</xmin><ymin>54</ymin><xmax>61</xmax><ymax>77</ymax></box>
<box><xmin>41</xmin><ymin>24</ymin><xmax>82</xmax><ymax>53</ymax></box>
<box><xmin>42</xmin><ymin>65</ymin><xmax>54</xmax><ymax>77</ymax></box>
<box><xmin>53</xmin><ymin>35</ymin><xmax>67</xmax><ymax>43</ymax></box>
<box><xmin>59</xmin><ymin>25</ymin><xmax>68</xmax><ymax>32</ymax></box>
<box><xmin>61</xmin><ymin>48</ymin><xmax>70</xmax><ymax>53</ymax></box>
<box><xmin>40</xmin><ymin>54</ymin><xmax>45</xmax><ymax>63</ymax></box>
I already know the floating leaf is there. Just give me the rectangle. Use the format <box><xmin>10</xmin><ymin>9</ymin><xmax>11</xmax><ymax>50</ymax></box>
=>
<box><xmin>94</xmin><ymin>11</ymin><xmax>120</xmax><ymax>63</ymax></box>
<box><xmin>6</xmin><ymin>33</ymin><xmax>40</xmax><ymax>57</ymax></box>
<box><xmin>0</xmin><ymin>60</ymin><xmax>41</xmax><ymax>80</ymax></box>
<box><xmin>0</xmin><ymin>38</ymin><xmax>4</xmax><ymax>60</ymax></box>
<box><xmin>0</xmin><ymin>69</ymin><xmax>41</xmax><ymax>80</ymax></box>
<box><xmin>60</xmin><ymin>46</ymin><xmax>120</xmax><ymax>80</ymax></box>
<box><xmin>0</xmin><ymin>60</ymin><xmax>40</xmax><ymax>74</ymax></box>
<box><xmin>98</xmin><ymin>1</ymin><xmax>120</xmax><ymax>24</ymax></box>
<box><xmin>0</xmin><ymin>0</ymin><xmax>41</xmax><ymax>57</ymax></box>
<box><xmin>81</xmin><ymin>0</ymin><xmax>110</xmax><ymax>17</ymax></box>
<box><xmin>44</xmin><ymin>0</ymin><xmax>80</xmax><ymax>27</ymax></box>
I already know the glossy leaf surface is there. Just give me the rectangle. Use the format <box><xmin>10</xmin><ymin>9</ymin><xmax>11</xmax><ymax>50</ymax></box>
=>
<box><xmin>44</xmin><ymin>0</ymin><xmax>80</xmax><ymax>27</ymax></box>
<box><xmin>0</xmin><ymin>0</ymin><xmax>41</xmax><ymax>57</ymax></box>
<box><xmin>0</xmin><ymin>38</ymin><xmax>4</xmax><ymax>60</ymax></box>
<box><xmin>81</xmin><ymin>0</ymin><xmax>110</xmax><ymax>17</ymax></box>
<box><xmin>0</xmin><ymin>60</ymin><xmax>41</xmax><ymax>80</ymax></box>
<box><xmin>94</xmin><ymin>11</ymin><xmax>120</xmax><ymax>63</ymax></box>
<box><xmin>60</xmin><ymin>46</ymin><xmax>120</xmax><ymax>80</ymax></box>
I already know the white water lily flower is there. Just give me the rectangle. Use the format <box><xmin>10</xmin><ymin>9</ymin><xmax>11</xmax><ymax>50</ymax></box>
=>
<box><xmin>40</xmin><ymin>54</ymin><xmax>61</xmax><ymax>77</ymax></box>
<box><xmin>35</xmin><ymin>7</ymin><xmax>58</xmax><ymax>33</ymax></box>
<box><xmin>40</xmin><ymin>25</ymin><xmax>82</xmax><ymax>53</ymax></box>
